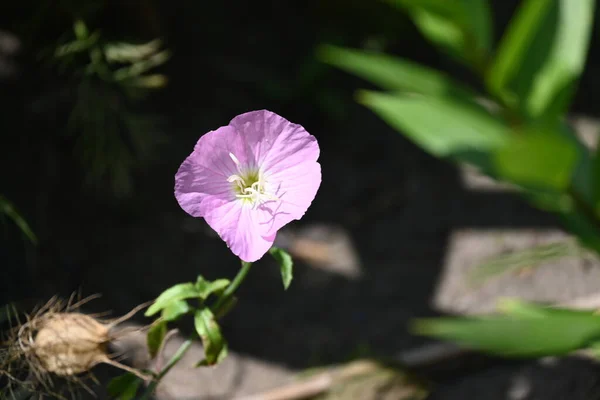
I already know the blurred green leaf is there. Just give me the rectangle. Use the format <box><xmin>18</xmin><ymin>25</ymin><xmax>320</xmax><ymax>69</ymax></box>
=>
<box><xmin>487</xmin><ymin>0</ymin><xmax>554</xmax><ymax>106</ymax></box>
<box><xmin>0</xmin><ymin>195</ymin><xmax>37</xmax><ymax>244</ymax></box>
<box><xmin>147</xmin><ymin>320</ymin><xmax>167</xmax><ymax>359</ymax></box>
<box><xmin>560</xmin><ymin>209</ymin><xmax>600</xmax><ymax>254</ymax></box>
<box><xmin>195</xmin><ymin>276</ymin><xmax>230</xmax><ymax>300</ymax></box>
<box><xmin>470</xmin><ymin>240</ymin><xmax>581</xmax><ymax>284</ymax></box>
<box><xmin>413</xmin><ymin>308</ymin><xmax>600</xmax><ymax>357</ymax></box>
<box><xmin>525</xmin><ymin>0</ymin><xmax>595</xmax><ymax>118</ymax></box>
<box><xmin>389</xmin><ymin>0</ymin><xmax>492</xmax><ymax>65</ymax></box>
<box><xmin>496</xmin><ymin>299</ymin><xmax>596</xmax><ymax>318</ymax></box>
<box><xmin>161</xmin><ymin>299</ymin><xmax>191</xmax><ymax>322</ymax></box>
<box><xmin>494</xmin><ymin>127</ymin><xmax>579</xmax><ymax>190</ymax></box>
<box><xmin>145</xmin><ymin>283</ymin><xmax>199</xmax><ymax>317</ymax></box>
<box><xmin>318</xmin><ymin>45</ymin><xmax>473</xmax><ymax>98</ymax></box>
<box><xmin>107</xmin><ymin>373</ymin><xmax>141</xmax><ymax>400</ymax></box>
<box><xmin>358</xmin><ymin>90</ymin><xmax>508</xmax><ymax>157</ymax></box>
<box><xmin>269</xmin><ymin>247</ymin><xmax>294</xmax><ymax>290</ymax></box>
<box><xmin>487</xmin><ymin>0</ymin><xmax>594</xmax><ymax>118</ymax></box>
<box><xmin>194</xmin><ymin>307</ymin><xmax>228</xmax><ymax>366</ymax></box>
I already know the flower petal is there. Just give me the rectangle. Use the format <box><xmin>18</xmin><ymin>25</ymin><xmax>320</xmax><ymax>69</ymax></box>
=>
<box><xmin>256</xmin><ymin>161</ymin><xmax>322</xmax><ymax>236</ymax></box>
<box><xmin>204</xmin><ymin>201</ymin><xmax>275</xmax><ymax>262</ymax></box>
<box><xmin>229</xmin><ymin>110</ymin><xmax>320</xmax><ymax>172</ymax></box>
<box><xmin>174</xmin><ymin>125</ymin><xmax>252</xmax><ymax>217</ymax></box>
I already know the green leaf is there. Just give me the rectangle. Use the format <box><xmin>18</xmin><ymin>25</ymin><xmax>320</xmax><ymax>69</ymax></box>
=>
<box><xmin>107</xmin><ymin>373</ymin><xmax>141</xmax><ymax>400</ymax></box>
<box><xmin>195</xmin><ymin>276</ymin><xmax>230</xmax><ymax>300</ymax></box>
<box><xmin>469</xmin><ymin>240</ymin><xmax>581</xmax><ymax>284</ymax></box>
<box><xmin>487</xmin><ymin>0</ymin><xmax>554</xmax><ymax>105</ymax></box>
<box><xmin>413</xmin><ymin>309</ymin><xmax>600</xmax><ymax>357</ymax></box>
<box><xmin>0</xmin><ymin>195</ymin><xmax>37</xmax><ymax>244</ymax></box>
<box><xmin>269</xmin><ymin>247</ymin><xmax>294</xmax><ymax>290</ymax></box>
<box><xmin>161</xmin><ymin>299</ymin><xmax>191</xmax><ymax>322</ymax></box>
<box><xmin>318</xmin><ymin>45</ymin><xmax>473</xmax><ymax>98</ymax></box>
<box><xmin>487</xmin><ymin>0</ymin><xmax>594</xmax><ymax>118</ymax></box>
<box><xmin>560</xmin><ymin>209</ymin><xmax>600</xmax><ymax>255</ymax></box>
<box><xmin>358</xmin><ymin>90</ymin><xmax>508</xmax><ymax>157</ymax></box>
<box><xmin>194</xmin><ymin>307</ymin><xmax>228</xmax><ymax>366</ymax></box>
<box><xmin>389</xmin><ymin>0</ymin><xmax>492</xmax><ymax>65</ymax></box>
<box><xmin>525</xmin><ymin>0</ymin><xmax>595</xmax><ymax>118</ymax></box>
<box><xmin>493</xmin><ymin>127</ymin><xmax>579</xmax><ymax>190</ymax></box>
<box><xmin>147</xmin><ymin>320</ymin><xmax>167</xmax><ymax>359</ymax></box>
<box><xmin>145</xmin><ymin>283</ymin><xmax>199</xmax><ymax>317</ymax></box>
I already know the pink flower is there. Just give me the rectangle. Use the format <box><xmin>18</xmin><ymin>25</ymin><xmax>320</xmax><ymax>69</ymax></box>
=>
<box><xmin>175</xmin><ymin>110</ymin><xmax>321</xmax><ymax>262</ymax></box>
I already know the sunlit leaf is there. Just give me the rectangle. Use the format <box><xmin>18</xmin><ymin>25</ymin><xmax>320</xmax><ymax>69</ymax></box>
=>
<box><xmin>269</xmin><ymin>247</ymin><xmax>294</xmax><ymax>290</ymax></box>
<box><xmin>194</xmin><ymin>307</ymin><xmax>228</xmax><ymax>366</ymax></box>
<box><xmin>494</xmin><ymin>127</ymin><xmax>579</xmax><ymax>190</ymax></box>
<box><xmin>145</xmin><ymin>283</ymin><xmax>199</xmax><ymax>317</ymax></box>
<box><xmin>161</xmin><ymin>299</ymin><xmax>191</xmax><ymax>322</ymax></box>
<box><xmin>389</xmin><ymin>0</ymin><xmax>492</xmax><ymax>65</ymax></box>
<box><xmin>413</xmin><ymin>309</ymin><xmax>600</xmax><ymax>357</ymax></box>
<box><xmin>318</xmin><ymin>45</ymin><xmax>473</xmax><ymax>98</ymax></box>
<box><xmin>195</xmin><ymin>276</ymin><xmax>230</xmax><ymax>300</ymax></box>
<box><xmin>487</xmin><ymin>0</ymin><xmax>594</xmax><ymax>118</ymax></box>
<box><xmin>358</xmin><ymin>90</ymin><xmax>508</xmax><ymax>157</ymax></box>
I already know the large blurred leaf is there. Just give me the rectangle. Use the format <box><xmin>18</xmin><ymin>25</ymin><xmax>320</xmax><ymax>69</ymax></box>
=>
<box><xmin>494</xmin><ymin>127</ymin><xmax>579</xmax><ymax>190</ymax></box>
<box><xmin>194</xmin><ymin>307</ymin><xmax>228</xmax><ymax>366</ymax></box>
<box><xmin>358</xmin><ymin>90</ymin><xmax>508</xmax><ymax>157</ymax></box>
<box><xmin>413</xmin><ymin>308</ymin><xmax>600</xmax><ymax>357</ymax></box>
<box><xmin>389</xmin><ymin>0</ymin><xmax>492</xmax><ymax>65</ymax></box>
<box><xmin>318</xmin><ymin>45</ymin><xmax>473</xmax><ymax>98</ymax></box>
<box><xmin>487</xmin><ymin>0</ymin><xmax>594</xmax><ymax>118</ymax></box>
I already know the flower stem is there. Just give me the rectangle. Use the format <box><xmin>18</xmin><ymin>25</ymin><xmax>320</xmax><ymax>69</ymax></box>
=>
<box><xmin>139</xmin><ymin>259</ymin><xmax>253</xmax><ymax>398</ymax></box>
<box><xmin>212</xmin><ymin>260</ymin><xmax>253</xmax><ymax>313</ymax></box>
<box><xmin>140</xmin><ymin>339</ymin><xmax>193</xmax><ymax>399</ymax></box>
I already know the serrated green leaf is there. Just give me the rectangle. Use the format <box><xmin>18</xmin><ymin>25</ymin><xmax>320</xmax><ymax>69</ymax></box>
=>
<box><xmin>269</xmin><ymin>247</ymin><xmax>294</xmax><ymax>290</ymax></box>
<box><xmin>358</xmin><ymin>90</ymin><xmax>508</xmax><ymax>157</ymax></box>
<box><xmin>147</xmin><ymin>320</ymin><xmax>167</xmax><ymax>359</ymax></box>
<box><xmin>413</xmin><ymin>310</ymin><xmax>600</xmax><ymax>357</ymax></box>
<box><xmin>194</xmin><ymin>307</ymin><xmax>228</xmax><ymax>366</ymax></box>
<box><xmin>161</xmin><ymin>299</ymin><xmax>190</xmax><ymax>322</ymax></box>
<box><xmin>145</xmin><ymin>283</ymin><xmax>199</xmax><ymax>317</ymax></box>
<box><xmin>318</xmin><ymin>45</ymin><xmax>473</xmax><ymax>98</ymax></box>
<box><xmin>494</xmin><ymin>127</ymin><xmax>579</xmax><ymax>190</ymax></box>
<box><xmin>107</xmin><ymin>373</ymin><xmax>141</xmax><ymax>400</ymax></box>
<box><xmin>195</xmin><ymin>276</ymin><xmax>230</xmax><ymax>300</ymax></box>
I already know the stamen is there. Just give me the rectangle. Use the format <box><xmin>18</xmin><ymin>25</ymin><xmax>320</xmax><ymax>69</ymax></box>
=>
<box><xmin>229</xmin><ymin>152</ymin><xmax>241</xmax><ymax>166</ymax></box>
<box><xmin>227</xmin><ymin>166</ymin><xmax>279</xmax><ymax>208</ymax></box>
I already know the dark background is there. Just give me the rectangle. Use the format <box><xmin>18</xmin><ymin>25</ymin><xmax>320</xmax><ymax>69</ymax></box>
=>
<box><xmin>1</xmin><ymin>0</ymin><xmax>599</xmax><ymax>380</ymax></box>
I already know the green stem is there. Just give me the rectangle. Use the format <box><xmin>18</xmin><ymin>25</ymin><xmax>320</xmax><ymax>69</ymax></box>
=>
<box><xmin>139</xmin><ymin>259</ymin><xmax>253</xmax><ymax>398</ymax></box>
<box><xmin>212</xmin><ymin>260</ymin><xmax>253</xmax><ymax>313</ymax></box>
<box><xmin>140</xmin><ymin>339</ymin><xmax>193</xmax><ymax>399</ymax></box>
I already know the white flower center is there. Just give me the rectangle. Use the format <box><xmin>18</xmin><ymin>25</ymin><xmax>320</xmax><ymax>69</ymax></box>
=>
<box><xmin>227</xmin><ymin>152</ymin><xmax>279</xmax><ymax>208</ymax></box>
